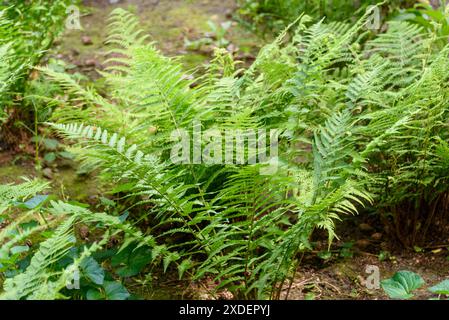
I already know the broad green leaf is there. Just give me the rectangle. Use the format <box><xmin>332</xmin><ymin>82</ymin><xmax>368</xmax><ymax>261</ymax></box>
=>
<box><xmin>103</xmin><ymin>281</ymin><xmax>130</xmax><ymax>300</ymax></box>
<box><xmin>20</xmin><ymin>220</ymin><xmax>38</xmax><ymax>230</ymax></box>
<box><xmin>80</xmin><ymin>256</ymin><xmax>105</xmax><ymax>285</ymax></box>
<box><xmin>114</xmin><ymin>246</ymin><xmax>152</xmax><ymax>277</ymax></box>
<box><xmin>381</xmin><ymin>270</ymin><xmax>425</xmax><ymax>299</ymax></box>
<box><xmin>111</xmin><ymin>242</ymin><xmax>135</xmax><ymax>266</ymax></box>
<box><xmin>86</xmin><ymin>288</ymin><xmax>104</xmax><ymax>300</ymax></box>
<box><xmin>44</xmin><ymin>152</ymin><xmax>56</xmax><ymax>163</ymax></box>
<box><xmin>429</xmin><ymin>280</ymin><xmax>449</xmax><ymax>295</ymax></box>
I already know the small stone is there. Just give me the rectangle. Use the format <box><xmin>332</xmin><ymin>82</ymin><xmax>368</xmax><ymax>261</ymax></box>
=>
<box><xmin>79</xmin><ymin>225</ymin><xmax>90</xmax><ymax>240</ymax></box>
<box><xmin>236</xmin><ymin>53</ymin><xmax>256</xmax><ymax>61</ymax></box>
<box><xmin>81</xmin><ymin>36</ymin><xmax>93</xmax><ymax>45</ymax></box>
<box><xmin>225</xmin><ymin>9</ymin><xmax>233</xmax><ymax>19</ymax></box>
<box><xmin>204</xmin><ymin>32</ymin><xmax>216</xmax><ymax>39</ymax></box>
<box><xmin>148</xmin><ymin>126</ymin><xmax>158</xmax><ymax>135</ymax></box>
<box><xmin>226</xmin><ymin>43</ymin><xmax>239</xmax><ymax>53</ymax></box>
<box><xmin>181</xmin><ymin>74</ymin><xmax>194</xmax><ymax>81</ymax></box>
<box><xmin>85</xmin><ymin>59</ymin><xmax>97</xmax><ymax>67</ymax></box>
<box><xmin>29</xmin><ymin>69</ymin><xmax>39</xmax><ymax>80</ymax></box>
<box><xmin>42</xmin><ymin>168</ymin><xmax>53</xmax><ymax>180</ymax></box>
<box><xmin>429</xmin><ymin>0</ymin><xmax>440</xmax><ymax>9</ymax></box>
<box><xmin>217</xmin><ymin>289</ymin><xmax>234</xmax><ymax>300</ymax></box>
<box><xmin>355</xmin><ymin>239</ymin><xmax>371</xmax><ymax>249</ymax></box>
<box><xmin>371</xmin><ymin>232</ymin><xmax>383</xmax><ymax>241</ymax></box>
<box><xmin>189</xmin><ymin>81</ymin><xmax>199</xmax><ymax>89</ymax></box>
<box><xmin>359</xmin><ymin>223</ymin><xmax>374</xmax><ymax>232</ymax></box>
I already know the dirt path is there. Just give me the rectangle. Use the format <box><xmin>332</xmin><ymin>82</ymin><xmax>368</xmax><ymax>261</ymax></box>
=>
<box><xmin>57</xmin><ymin>0</ymin><xmax>258</xmax><ymax>77</ymax></box>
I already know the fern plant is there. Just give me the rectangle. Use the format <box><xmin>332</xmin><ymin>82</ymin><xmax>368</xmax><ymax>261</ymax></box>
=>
<box><xmin>41</xmin><ymin>9</ymin><xmax>374</xmax><ymax>299</ymax></box>
<box><xmin>1</xmin><ymin>1</ymin><xmax>448</xmax><ymax>300</ymax></box>
<box><xmin>0</xmin><ymin>1</ymin><xmax>72</xmax><ymax>148</ymax></box>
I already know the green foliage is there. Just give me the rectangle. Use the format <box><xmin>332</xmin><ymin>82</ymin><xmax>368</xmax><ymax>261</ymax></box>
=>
<box><xmin>393</xmin><ymin>2</ymin><xmax>449</xmax><ymax>48</ymax></box>
<box><xmin>429</xmin><ymin>279</ymin><xmax>449</xmax><ymax>296</ymax></box>
<box><xmin>236</xmin><ymin>0</ymin><xmax>414</xmax><ymax>33</ymax></box>
<box><xmin>185</xmin><ymin>21</ymin><xmax>232</xmax><ymax>50</ymax></box>
<box><xmin>382</xmin><ymin>271</ymin><xmax>449</xmax><ymax>300</ymax></box>
<box><xmin>0</xmin><ymin>0</ymin><xmax>72</xmax><ymax>146</ymax></box>
<box><xmin>42</xmin><ymin>9</ymin><xmax>374</xmax><ymax>299</ymax></box>
<box><xmin>0</xmin><ymin>181</ymin><xmax>145</xmax><ymax>300</ymax></box>
<box><xmin>5</xmin><ymin>2</ymin><xmax>447</xmax><ymax>299</ymax></box>
<box><xmin>0</xmin><ymin>180</ymin><xmax>49</xmax><ymax>214</ymax></box>
<box><xmin>381</xmin><ymin>270</ymin><xmax>425</xmax><ymax>299</ymax></box>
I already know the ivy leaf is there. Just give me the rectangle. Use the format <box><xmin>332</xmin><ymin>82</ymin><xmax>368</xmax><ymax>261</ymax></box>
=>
<box><xmin>103</xmin><ymin>281</ymin><xmax>130</xmax><ymax>300</ymax></box>
<box><xmin>381</xmin><ymin>270</ymin><xmax>425</xmax><ymax>299</ymax></box>
<box><xmin>80</xmin><ymin>256</ymin><xmax>104</xmax><ymax>285</ymax></box>
<box><xmin>429</xmin><ymin>280</ymin><xmax>449</xmax><ymax>295</ymax></box>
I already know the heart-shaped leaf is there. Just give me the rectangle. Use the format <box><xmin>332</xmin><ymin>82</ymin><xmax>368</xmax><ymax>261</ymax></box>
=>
<box><xmin>381</xmin><ymin>270</ymin><xmax>425</xmax><ymax>299</ymax></box>
<box><xmin>80</xmin><ymin>256</ymin><xmax>104</xmax><ymax>285</ymax></box>
<box><xmin>115</xmin><ymin>246</ymin><xmax>152</xmax><ymax>277</ymax></box>
<box><xmin>103</xmin><ymin>281</ymin><xmax>130</xmax><ymax>300</ymax></box>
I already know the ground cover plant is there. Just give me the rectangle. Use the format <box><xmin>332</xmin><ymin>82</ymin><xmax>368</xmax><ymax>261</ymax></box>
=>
<box><xmin>1</xmin><ymin>0</ymin><xmax>449</xmax><ymax>301</ymax></box>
